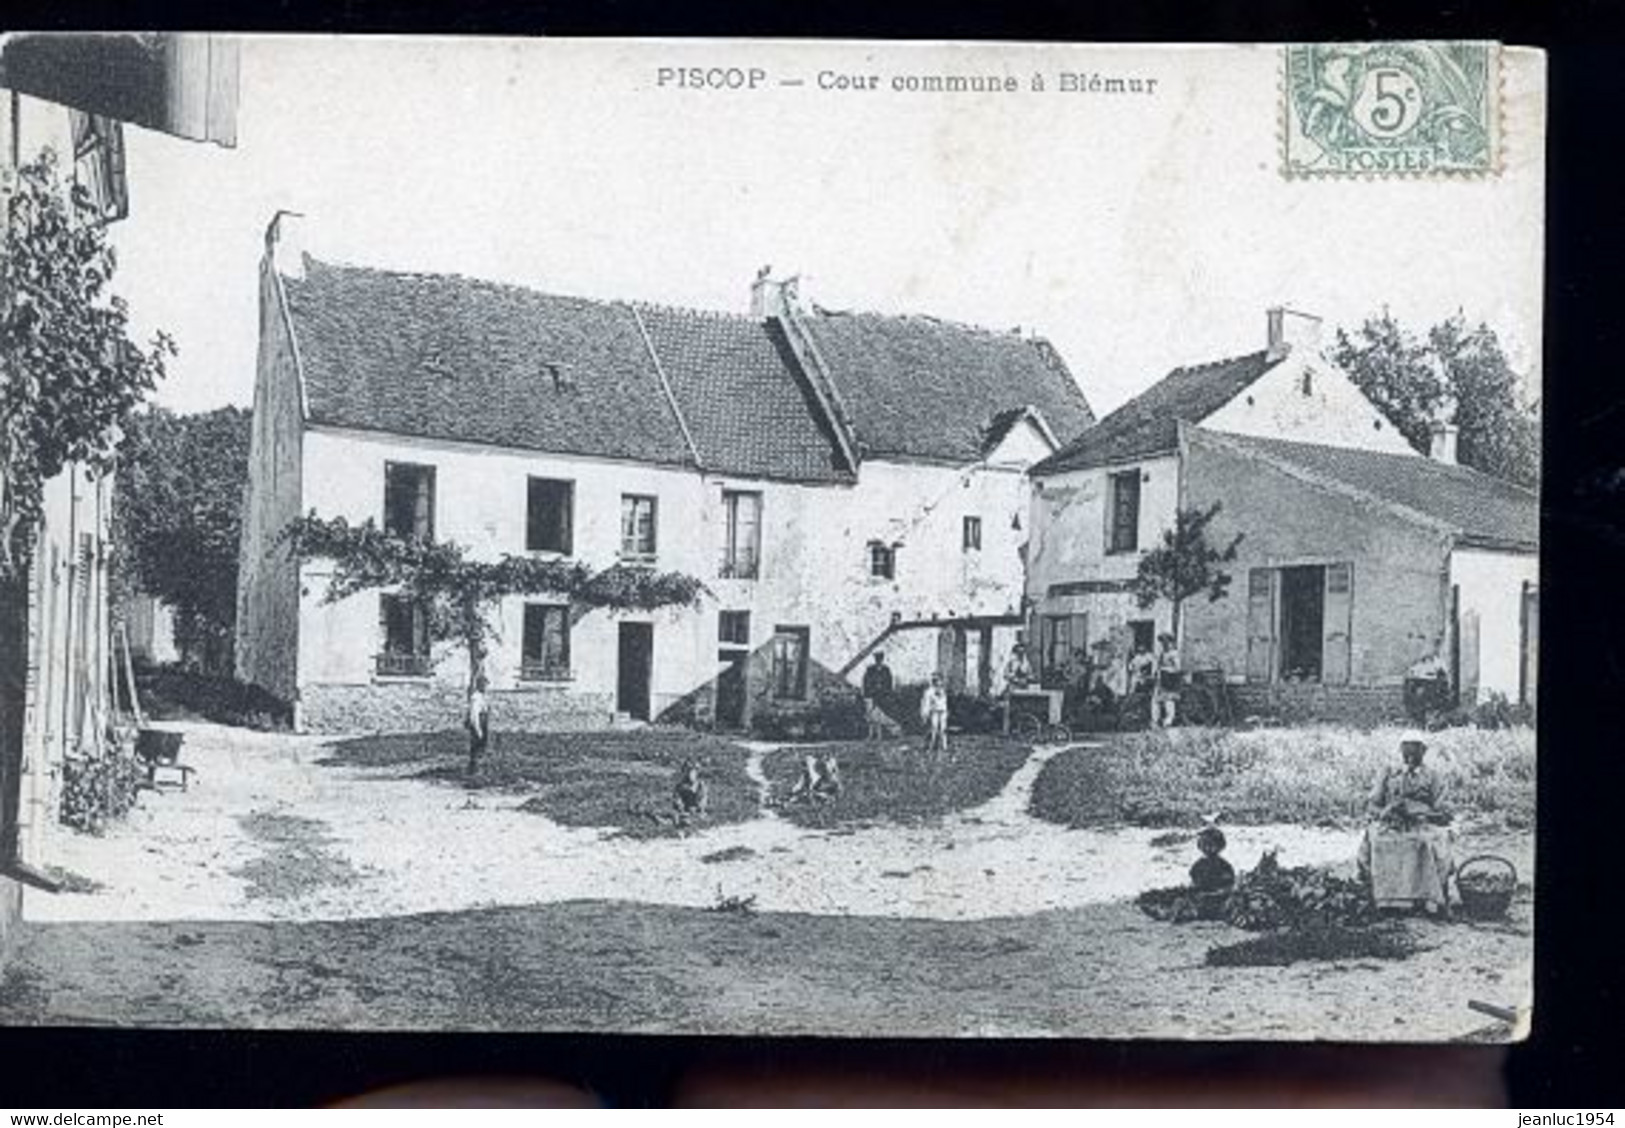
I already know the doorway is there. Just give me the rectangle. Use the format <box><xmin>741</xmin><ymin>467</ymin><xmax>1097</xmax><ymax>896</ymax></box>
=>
<box><xmin>715</xmin><ymin>651</ymin><xmax>747</xmax><ymax>729</ymax></box>
<box><xmin>1278</xmin><ymin>565</ymin><xmax>1325</xmax><ymax>681</ymax></box>
<box><xmin>617</xmin><ymin>622</ymin><xmax>653</xmax><ymax>721</ymax></box>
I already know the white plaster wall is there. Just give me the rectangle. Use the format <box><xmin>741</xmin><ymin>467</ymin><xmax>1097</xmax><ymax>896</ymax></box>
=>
<box><xmin>299</xmin><ymin>427</ymin><xmax>712</xmax><ymax>713</ymax></box>
<box><xmin>702</xmin><ymin>452</ymin><xmax>1033</xmax><ymax>688</ymax></box>
<box><xmin>1449</xmin><ymin>547</ymin><xmax>1539</xmax><ymax>704</ymax></box>
<box><xmin>1202</xmin><ymin>352</ymin><xmax>1417</xmax><ymax>455</ymax></box>
<box><xmin>1026</xmin><ymin>456</ymin><xmax>1181</xmax><ymax>596</ymax></box>
<box><xmin>296</xmin><ymin>422</ymin><xmax>1039</xmax><ymax>712</ymax></box>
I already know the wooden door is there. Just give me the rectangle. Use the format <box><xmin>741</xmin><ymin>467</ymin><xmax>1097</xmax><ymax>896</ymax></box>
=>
<box><xmin>1245</xmin><ymin>568</ymin><xmax>1277</xmax><ymax>683</ymax></box>
<box><xmin>617</xmin><ymin>623</ymin><xmax>653</xmax><ymax>721</ymax></box>
<box><xmin>1322</xmin><ymin>562</ymin><xmax>1353</xmax><ymax>685</ymax></box>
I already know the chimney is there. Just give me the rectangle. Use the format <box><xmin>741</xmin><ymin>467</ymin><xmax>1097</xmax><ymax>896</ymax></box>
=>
<box><xmin>263</xmin><ymin>209</ymin><xmax>309</xmax><ymax>280</ymax></box>
<box><xmin>749</xmin><ymin>267</ymin><xmax>802</xmax><ymax>319</ymax></box>
<box><xmin>1265</xmin><ymin>306</ymin><xmax>1323</xmax><ymax>362</ymax></box>
<box><xmin>1429</xmin><ymin>421</ymin><xmax>1459</xmax><ymax>465</ymax></box>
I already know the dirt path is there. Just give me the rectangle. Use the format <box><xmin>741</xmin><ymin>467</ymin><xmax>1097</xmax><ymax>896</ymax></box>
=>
<box><xmin>9</xmin><ymin>723</ymin><xmax>1533</xmax><ymax>1040</ymax></box>
<box><xmin>0</xmin><ymin>896</ymin><xmax>1532</xmax><ymax>1040</ymax></box>
<box><xmin>29</xmin><ymin>724</ymin><xmax>1374</xmax><ymax>925</ymax></box>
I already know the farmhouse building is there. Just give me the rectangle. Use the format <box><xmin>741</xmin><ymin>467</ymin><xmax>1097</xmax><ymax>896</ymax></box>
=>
<box><xmin>235</xmin><ymin>218</ymin><xmax>1094</xmax><ymax>733</ymax></box>
<box><xmin>1026</xmin><ymin>309</ymin><xmax>1538</xmax><ymax>722</ymax></box>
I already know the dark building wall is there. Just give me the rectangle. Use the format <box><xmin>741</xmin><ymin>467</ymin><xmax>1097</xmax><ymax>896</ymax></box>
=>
<box><xmin>1181</xmin><ymin>432</ymin><xmax>1452</xmax><ymax>691</ymax></box>
<box><xmin>234</xmin><ymin>256</ymin><xmax>305</xmax><ymax>704</ymax></box>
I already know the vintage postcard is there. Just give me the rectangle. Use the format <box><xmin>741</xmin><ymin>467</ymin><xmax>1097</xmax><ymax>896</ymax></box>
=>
<box><xmin>0</xmin><ymin>35</ymin><xmax>1542</xmax><ymax>1040</ymax></box>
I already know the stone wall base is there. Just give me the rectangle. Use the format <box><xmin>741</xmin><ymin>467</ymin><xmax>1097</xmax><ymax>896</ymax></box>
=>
<box><xmin>300</xmin><ymin>682</ymin><xmax>617</xmax><ymax>735</ymax></box>
<box><xmin>1232</xmin><ymin>683</ymin><xmax>1407</xmax><ymax>728</ymax></box>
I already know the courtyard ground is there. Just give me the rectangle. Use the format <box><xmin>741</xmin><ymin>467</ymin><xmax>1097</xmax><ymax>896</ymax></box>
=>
<box><xmin>1</xmin><ymin>721</ymin><xmax>1533</xmax><ymax>1039</ymax></box>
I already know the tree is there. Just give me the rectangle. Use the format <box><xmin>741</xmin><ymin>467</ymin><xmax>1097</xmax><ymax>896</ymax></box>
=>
<box><xmin>286</xmin><ymin>514</ymin><xmax>706</xmax><ymax>772</ymax></box>
<box><xmin>1330</xmin><ymin>310</ymin><xmax>1539</xmax><ymax>487</ymax></box>
<box><xmin>1132</xmin><ymin>502</ymin><xmax>1243</xmax><ymax>641</ymax></box>
<box><xmin>112</xmin><ymin>406</ymin><xmax>252</xmax><ymax>672</ymax></box>
<box><xmin>1</xmin><ymin>150</ymin><xmax>174</xmax><ymax>577</ymax></box>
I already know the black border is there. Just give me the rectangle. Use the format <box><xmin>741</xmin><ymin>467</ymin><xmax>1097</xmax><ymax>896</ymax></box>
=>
<box><xmin>2</xmin><ymin>0</ymin><xmax>1621</xmax><ymax>1107</ymax></box>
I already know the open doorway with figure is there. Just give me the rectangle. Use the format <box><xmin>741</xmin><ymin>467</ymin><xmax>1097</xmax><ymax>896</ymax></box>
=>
<box><xmin>1278</xmin><ymin>565</ymin><xmax>1326</xmax><ymax>682</ymax></box>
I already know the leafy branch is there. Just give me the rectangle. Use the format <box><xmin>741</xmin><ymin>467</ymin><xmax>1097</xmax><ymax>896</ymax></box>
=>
<box><xmin>1</xmin><ymin>149</ymin><xmax>173</xmax><ymax>575</ymax></box>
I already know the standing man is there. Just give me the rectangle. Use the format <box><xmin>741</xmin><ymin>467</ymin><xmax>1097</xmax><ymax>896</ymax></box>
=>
<box><xmin>466</xmin><ymin>674</ymin><xmax>491</xmax><ymax>776</ymax></box>
<box><xmin>861</xmin><ymin>651</ymin><xmax>894</xmax><ymax>741</ymax></box>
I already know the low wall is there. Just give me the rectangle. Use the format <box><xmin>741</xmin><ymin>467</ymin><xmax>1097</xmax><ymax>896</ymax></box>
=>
<box><xmin>300</xmin><ymin>682</ymin><xmax>617</xmax><ymax>735</ymax></box>
<box><xmin>1231</xmin><ymin>683</ymin><xmax>1407</xmax><ymax>728</ymax></box>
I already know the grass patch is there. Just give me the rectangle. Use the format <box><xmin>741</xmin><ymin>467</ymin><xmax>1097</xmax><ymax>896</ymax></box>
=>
<box><xmin>762</xmin><ymin>736</ymin><xmax>1033</xmax><ymax>829</ymax></box>
<box><xmin>322</xmin><ymin>728</ymin><xmax>758</xmax><ymax>838</ymax></box>
<box><xmin>1030</xmin><ymin>725</ymin><xmax>1534</xmax><ymax>830</ymax></box>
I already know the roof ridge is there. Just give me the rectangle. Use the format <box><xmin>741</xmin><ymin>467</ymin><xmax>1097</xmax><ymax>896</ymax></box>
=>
<box><xmin>1245</xmin><ymin>433</ymin><xmax>1540</xmax><ymax>497</ymax></box>
<box><xmin>810</xmin><ymin>305</ymin><xmax>1026</xmax><ymax>340</ymax></box>
<box><xmin>297</xmin><ymin>255</ymin><xmax>731</xmax><ymax>319</ymax></box>
<box><xmin>1167</xmin><ymin>348</ymin><xmax>1270</xmax><ymax>377</ymax></box>
<box><xmin>626</xmin><ymin>298</ymin><xmax>756</xmax><ymax>324</ymax></box>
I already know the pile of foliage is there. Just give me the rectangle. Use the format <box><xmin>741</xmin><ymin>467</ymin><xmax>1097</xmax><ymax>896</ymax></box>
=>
<box><xmin>1205</xmin><ymin>922</ymin><xmax>1421</xmax><ymax>967</ymax></box>
<box><xmin>60</xmin><ymin>745</ymin><xmax>146</xmax><ymax>834</ymax></box>
<box><xmin>1139</xmin><ymin>850</ymin><xmax>1424</xmax><ymax>968</ymax></box>
<box><xmin>1139</xmin><ymin>850</ymin><xmax>1376</xmax><ymax>929</ymax></box>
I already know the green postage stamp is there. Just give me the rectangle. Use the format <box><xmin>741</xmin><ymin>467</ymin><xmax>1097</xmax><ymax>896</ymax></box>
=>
<box><xmin>1283</xmin><ymin>42</ymin><xmax>1501</xmax><ymax>176</ymax></box>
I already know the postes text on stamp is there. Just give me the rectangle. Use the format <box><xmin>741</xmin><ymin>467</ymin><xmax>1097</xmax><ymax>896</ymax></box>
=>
<box><xmin>1283</xmin><ymin>42</ymin><xmax>1500</xmax><ymax>177</ymax></box>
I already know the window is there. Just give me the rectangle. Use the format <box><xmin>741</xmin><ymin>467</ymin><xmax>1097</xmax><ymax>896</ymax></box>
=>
<box><xmin>377</xmin><ymin>594</ymin><xmax>430</xmax><ymax>677</ymax></box>
<box><xmin>384</xmin><ymin>462</ymin><xmax>436</xmax><ymax>541</ymax></box>
<box><xmin>771</xmin><ymin>626</ymin><xmax>810</xmax><ymax>700</ymax></box>
<box><xmin>719</xmin><ymin>610</ymin><xmax>751</xmax><ymax>646</ymax></box>
<box><xmin>868</xmin><ymin>541</ymin><xmax>896</xmax><ymax>580</ymax></box>
<box><xmin>963</xmin><ymin>515</ymin><xmax>982</xmax><ymax>552</ymax></box>
<box><xmin>1301</xmin><ymin>371</ymin><xmax>1314</xmax><ymax>396</ymax></box>
<box><xmin>526</xmin><ymin>477</ymin><xmax>574</xmax><ymax>554</ymax></box>
<box><xmin>1106</xmin><ymin>470</ymin><xmax>1141</xmax><ymax>554</ymax></box>
<box><xmin>620</xmin><ymin>494</ymin><xmax>658</xmax><ymax>561</ymax></box>
<box><xmin>520</xmin><ymin>603</ymin><xmax>572</xmax><ymax>680</ymax></box>
<box><xmin>722</xmin><ymin>490</ymin><xmax>762</xmax><ymax>578</ymax></box>
<box><xmin>1041</xmin><ymin>613</ymin><xmax>1088</xmax><ymax>685</ymax></box>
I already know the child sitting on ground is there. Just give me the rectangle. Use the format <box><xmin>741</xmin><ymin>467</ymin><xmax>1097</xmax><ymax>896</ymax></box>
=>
<box><xmin>1189</xmin><ymin>826</ymin><xmax>1236</xmax><ymax>918</ymax></box>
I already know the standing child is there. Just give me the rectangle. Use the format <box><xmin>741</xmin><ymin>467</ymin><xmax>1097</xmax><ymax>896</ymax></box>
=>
<box><xmin>466</xmin><ymin>674</ymin><xmax>491</xmax><ymax>776</ymax></box>
<box><xmin>920</xmin><ymin>672</ymin><xmax>950</xmax><ymax>756</ymax></box>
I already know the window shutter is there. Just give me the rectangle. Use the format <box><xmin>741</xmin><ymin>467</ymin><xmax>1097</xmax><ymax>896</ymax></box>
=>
<box><xmin>379</xmin><ymin>595</ymin><xmax>392</xmax><ymax>652</ymax></box>
<box><xmin>1245</xmin><ymin>568</ymin><xmax>1276</xmax><ymax>683</ymax></box>
<box><xmin>1322</xmin><ymin>563</ymin><xmax>1353</xmax><ymax>685</ymax></box>
<box><xmin>418</xmin><ymin>469</ymin><xmax>435</xmax><ymax>541</ymax></box>
<box><xmin>560</xmin><ymin>485</ymin><xmax>573</xmax><ymax>555</ymax></box>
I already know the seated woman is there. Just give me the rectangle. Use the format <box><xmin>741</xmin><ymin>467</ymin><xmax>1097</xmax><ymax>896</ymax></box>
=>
<box><xmin>1358</xmin><ymin>735</ymin><xmax>1455</xmax><ymax>916</ymax></box>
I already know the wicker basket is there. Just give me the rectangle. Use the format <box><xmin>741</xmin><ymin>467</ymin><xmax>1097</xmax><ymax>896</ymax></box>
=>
<box><xmin>1456</xmin><ymin>854</ymin><xmax>1517</xmax><ymax>920</ymax></box>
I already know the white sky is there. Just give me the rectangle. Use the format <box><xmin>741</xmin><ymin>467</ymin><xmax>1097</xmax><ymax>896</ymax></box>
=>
<box><xmin>106</xmin><ymin>38</ymin><xmax>1546</xmax><ymax>417</ymax></box>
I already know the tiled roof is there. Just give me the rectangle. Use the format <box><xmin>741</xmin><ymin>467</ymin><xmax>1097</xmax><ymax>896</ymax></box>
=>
<box><xmin>283</xmin><ymin>258</ymin><xmax>697</xmax><ymax>466</ymax></box>
<box><xmin>635</xmin><ymin>305</ymin><xmax>853</xmax><ymax>483</ymax></box>
<box><xmin>1032</xmin><ymin>351</ymin><xmax>1279</xmax><ymax>474</ymax></box>
<box><xmin>1217</xmin><ymin>432</ymin><xmax>1539</xmax><ymax>551</ymax></box>
<box><xmin>799</xmin><ymin>310</ymin><xmax>1095</xmax><ymax>463</ymax></box>
<box><xmin>281</xmin><ymin>257</ymin><xmax>1090</xmax><ymax>480</ymax></box>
